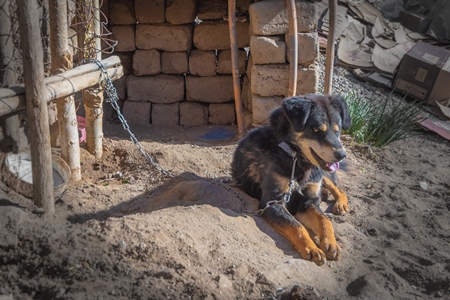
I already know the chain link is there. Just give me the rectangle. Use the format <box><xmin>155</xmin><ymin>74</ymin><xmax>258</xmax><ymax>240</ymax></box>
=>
<box><xmin>88</xmin><ymin>58</ymin><xmax>174</xmax><ymax>177</ymax></box>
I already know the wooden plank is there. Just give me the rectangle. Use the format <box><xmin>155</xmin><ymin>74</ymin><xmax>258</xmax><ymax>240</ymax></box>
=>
<box><xmin>17</xmin><ymin>0</ymin><xmax>54</xmax><ymax>213</ymax></box>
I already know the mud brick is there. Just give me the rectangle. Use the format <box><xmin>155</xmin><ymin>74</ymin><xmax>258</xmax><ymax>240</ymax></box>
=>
<box><xmin>217</xmin><ymin>49</ymin><xmax>247</xmax><ymax>74</ymax></box>
<box><xmin>251</xmin><ymin>64</ymin><xmax>318</xmax><ymax>97</ymax></box>
<box><xmin>111</xmin><ymin>26</ymin><xmax>135</xmax><ymax>52</ymax></box>
<box><xmin>133</xmin><ymin>50</ymin><xmax>161</xmax><ymax>76</ymax></box>
<box><xmin>251</xmin><ymin>94</ymin><xmax>284</xmax><ymax>126</ymax></box>
<box><xmin>189</xmin><ymin>50</ymin><xmax>217</xmax><ymax>77</ymax></box>
<box><xmin>249</xmin><ymin>1</ymin><xmax>316</xmax><ymax>35</ymax></box>
<box><xmin>209</xmin><ymin>103</ymin><xmax>235</xmax><ymax>125</ymax></box>
<box><xmin>197</xmin><ymin>0</ymin><xmax>227</xmax><ymax>20</ymax></box>
<box><xmin>180</xmin><ymin>102</ymin><xmax>209</xmax><ymax>126</ymax></box>
<box><xmin>122</xmin><ymin>101</ymin><xmax>151</xmax><ymax>124</ymax></box>
<box><xmin>161</xmin><ymin>51</ymin><xmax>189</xmax><ymax>74</ymax></box>
<box><xmin>246</xmin><ymin>54</ymin><xmax>253</xmax><ymax>81</ymax></box>
<box><xmin>193</xmin><ymin>21</ymin><xmax>249</xmax><ymax>50</ymax></box>
<box><xmin>113</xmin><ymin>75</ymin><xmax>127</xmax><ymax>100</ymax></box>
<box><xmin>127</xmin><ymin>75</ymin><xmax>185</xmax><ymax>103</ymax></box>
<box><xmin>136</xmin><ymin>24</ymin><xmax>193</xmax><ymax>51</ymax></box>
<box><xmin>109</xmin><ymin>0</ymin><xmax>135</xmax><ymax>25</ymax></box>
<box><xmin>186</xmin><ymin>75</ymin><xmax>234</xmax><ymax>103</ymax></box>
<box><xmin>250</xmin><ymin>35</ymin><xmax>286</xmax><ymax>65</ymax></box>
<box><xmin>241</xmin><ymin>75</ymin><xmax>251</xmax><ymax>112</ymax></box>
<box><xmin>237</xmin><ymin>0</ymin><xmax>252</xmax><ymax>14</ymax></box>
<box><xmin>135</xmin><ymin>0</ymin><xmax>165</xmax><ymax>24</ymax></box>
<box><xmin>166</xmin><ymin>0</ymin><xmax>197</xmax><ymax>25</ymax></box>
<box><xmin>152</xmin><ymin>103</ymin><xmax>180</xmax><ymax>126</ymax></box>
<box><xmin>115</xmin><ymin>52</ymin><xmax>133</xmax><ymax>75</ymax></box>
<box><xmin>286</xmin><ymin>32</ymin><xmax>319</xmax><ymax>66</ymax></box>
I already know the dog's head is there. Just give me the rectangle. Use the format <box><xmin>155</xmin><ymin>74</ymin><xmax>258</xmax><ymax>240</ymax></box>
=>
<box><xmin>282</xmin><ymin>94</ymin><xmax>352</xmax><ymax>172</ymax></box>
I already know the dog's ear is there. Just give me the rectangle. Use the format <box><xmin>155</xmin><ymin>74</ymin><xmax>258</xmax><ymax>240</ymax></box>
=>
<box><xmin>332</xmin><ymin>95</ymin><xmax>352</xmax><ymax>130</ymax></box>
<box><xmin>282</xmin><ymin>97</ymin><xmax>312</xmax><ymax>132</ymax></box>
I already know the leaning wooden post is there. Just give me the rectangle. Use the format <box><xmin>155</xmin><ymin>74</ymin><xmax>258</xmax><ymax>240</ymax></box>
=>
<box><xmin>49</xmin><ymin>0</ymin><xmax>82</xmax><ymax>181</ymax></box>
<box><xmin>16</xmin><ymin>0</ymin><xmax>55</xmax><ymax>214</ymax></box>
<box><xmin>286</xmin><ymin>0</ymin><xmax>298</xmax><ymax>97</ymax></box>
<box><xmin>77</xmin><ymin>0</ymin><xmax>104</xmax><ymax>158</ymax></box>
<box><xmin>324</xmin><ymin>0</ymin><xmax>337</xmax><ymax>94</ymax></box>
<box><xmin>228</xmin><ymin>0</ymin><xmax>245</xmax><ymax>136</ymax></box>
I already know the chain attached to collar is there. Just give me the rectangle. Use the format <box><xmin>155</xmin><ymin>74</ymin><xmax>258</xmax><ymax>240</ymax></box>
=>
<box><xmin>278</xmin><ymin>142</ymin><xmax>297</xmax><ymax>203</ymax></box>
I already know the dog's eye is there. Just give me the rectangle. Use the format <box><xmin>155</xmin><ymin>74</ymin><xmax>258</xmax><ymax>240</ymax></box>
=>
<box><xmin>333</xmin><ymin>124</ymin><xmax>340</xmax><ymax>132</ymax></box>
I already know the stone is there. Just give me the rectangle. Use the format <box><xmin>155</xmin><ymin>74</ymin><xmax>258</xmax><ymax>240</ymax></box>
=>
<box><xmin>166</xmin><ymin>0</ymin><xmax>197</xmax><ymax>25</ymax></box>
<box><xmin>186</xmin><ymin>75</ymin><xmax>234</xmax><ymax>103</ymax></box>
<box><xmin>197</xmin><ymin>0</ymin><xmax>227</xmax><ymax>20</ymax></box>
<box><xmin>249</xmin><ymin>1</ymin><xmax>316</xmax><ymax>35</ymax></box>
<box><xmin>180</xmin><ymin>102</ymin><xmax>209</xmax><ymax>126</ymax></box>
<box><xmin>250</xmin><ymin>35</ymin><xmax>286</xmax><ymax>65</ymax></box>
<box><xmin>251</xmin><ymin>64</ymin><xmax>318</xmax><ymax>97</ymax></box>
<box><xmin>189</xmin><ymin>50</ymin><xmax>217</xmax><ymax>77</ymax></box>
<box><xmin>136</xmin><ymin>24</ymin><xmax>193</xmax><ymax>51</ymax></box>
<box><xmin>109</xmin><ymin>0</ymin><xmax>135</xmax><ymax>25</ymax></box>
<box><xmin>161</xmin><ymin>51</ymin><xmax>189</xmax><ymax>74</ymax></box>
<box><xmin>193</xmin><ymin>21</ymin><xmax>249</xmax><ymax>50</ymax></box>
<box><xmin>122</xmin><ymin>101</ymin><xmax>151</xmax><ymax>124</ymax></box>
<box><xmin>217</xmin><ymin>49</ymin><xmax>247</xmax><ymax>74</ymax></box>
<box><xmin>127</xmin><ymin>75</ymin><xmax>185</xmax><ymax>103</ymax></box>
<box><xmin>133</xmin><ymin>50</ymin><xmax>161</xmax><ymax>76</ymax></box>
<box><xmin>135</xmin><ymin>0</ymin><xmax>165</xmax><ymax>24</ymax></box>
<box><xmin>209</xmin><ymin>103</ymin><xmax>236</xmax><ymax>125</ymax></box>
<box><xmin>152</xmin><ymin>103</ymin><xmax>180</xmax><ymax>126</ymax></box>
<box><xmin>111</xmin><ymin>26</ymin><xmax>135</xmax><ymax>52</ymax></box>
<box><xmin>251</xmin><ymin>94</ymin><xmax>284</xmax><ymax>125</ymax></box>
<box><xmin>286</xmin><ymin>32</ymin><xmax>319</xmax><ymax>66</ymax></box>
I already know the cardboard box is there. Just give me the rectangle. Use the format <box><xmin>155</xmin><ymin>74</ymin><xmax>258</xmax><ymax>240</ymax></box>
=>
<box><xmin>393</xmin><ymin>41</ymin><xmax>450</xmax><ymax>106</ymax></box>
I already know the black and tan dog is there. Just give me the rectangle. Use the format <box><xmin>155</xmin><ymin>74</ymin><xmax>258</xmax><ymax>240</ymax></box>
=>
<box><xmin>232</xmin><ymin>94</ymin><xmax>351</xmax><ymax>266</ymax></box>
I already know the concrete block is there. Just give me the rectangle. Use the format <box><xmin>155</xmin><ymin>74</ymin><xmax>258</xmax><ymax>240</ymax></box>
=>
<box><xmin>217</xmin><ymin>49</ymin><xmax>247</xmax><ymax>74</ymax></box>
<box><xmin>251</xmin><ymin>64</ymin><xmax>318</xmax><ymax>97</ymax></box>
<box><xmin>250</xmin><ymin>35</ymin><xmax>286</xmax><ymax>64</ymax></box>
<box><xmin>166</xmin><ymin>0</ymin><xmax>197</xmax><ymax>25</ymax></box>
<box><xmin>209</xmin><ymin>103</ymin><xmax>235</xmax><ymax>125</ymax></box>
<box><xmin>189</xmin><ymin>50</ymin><xmax>217</xmax><ymax>76</ymax></box>
<box><xmin>111</xmin><ymin>26</ymin><xmax>135</xmax><ymax>52</ymax></box>
<box><xmin>133</xmin><ymin>50</ymin><xmax>161</xmax><ymax>76</ymax></box>
<box><xmin>136</xmin><ymin>24</ymin><xmax>193</xmax><ymax>51</ymax></box>
<box><xmin>180</xmin><ymin>102</ymin><xmax>209</xmax><ymax>126</ymax></box>
<box><xmin>251</xmin><ymin>94</ymin><xmax>284</xmax><ymax>126</ymax></box>
<box><xmin>122</xmin><ymin>101</ymin><xmax>151</xmax><ymax>124</ymax></box>
<box><xmin>135</xmin><ymin>0</ymin><xmax>165</xmax><ymax>24</ymax></box>
<box><xmin>249</xmin><ymin>1</ymin><xmax>316</xmax><ymax>35</ymax></box>
<box><xmin>161</xmin><ymin>51</ymin><xmax>189</xmax><ymax>74</ymax></box>
<box><xmin>109</xmin><ymin>0</ymin><xmax>135</xmax><ymax>25</ymax></box>
<box><xmin>127</xmin><ymin>74</ymin><xmax>185</xmax><ymax>103</ymax></box>
<box><xmin>286</xmin><ymin>32</ymin><xmax>318</xmax><ymax>66</ymax></box>
<box><xmin>193</xmin><ymin>21</ymin><xmax>249</xmax><ymax>50</ymax></box>
<box><xmin>186</xmin><ymin>75</ymin><xmax>234</xmax><ymax>103</ymax></box>
<box><xmin>152</xmin><ymin>103</ymin><xmax>180</xmax><ymax>126</ymax></box>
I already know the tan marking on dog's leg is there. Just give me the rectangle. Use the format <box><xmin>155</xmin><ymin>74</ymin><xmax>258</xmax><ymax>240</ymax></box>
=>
<box><xmin>268</xmin><ymin>219</ymin><xmax>326</xmax><ymax>266</ymax></box>
<box><xmin>296</xmin><ymin>208</ymin><xmax>340</xmax><ymax>260</ymax></box>
<box><xmin>322</xmin><ymin>176</ymin><xmax>349</xmax><ymax>215</ymax></box>
<box><xmin>304</xmin><ymin>182</ymin><xmax>321</xmax><ymax>198</ymax></box>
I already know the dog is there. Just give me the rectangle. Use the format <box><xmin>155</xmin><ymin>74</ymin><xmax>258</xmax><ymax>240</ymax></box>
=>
<box><xmin>231</xmin><ymin>94</ymin><xmax>351</xmax><ymax>266</ymax></box>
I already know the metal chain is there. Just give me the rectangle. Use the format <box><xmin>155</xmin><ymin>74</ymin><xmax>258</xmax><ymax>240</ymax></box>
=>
<box><xmin>89</xmin><ymin>58</ymin><xmax>174</xmax><ymax>177</ymax></box>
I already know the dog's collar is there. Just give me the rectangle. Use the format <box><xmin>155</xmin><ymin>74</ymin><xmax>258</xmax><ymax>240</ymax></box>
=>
<box><xmin>278</xmin><ymin>141</ymin><xmax>296</xmax><ymax>158</ymax></box>
<box><xmin>278</xmin><ymin>142</ymin><xmax>299</xmax><ymax>202</ymax></box>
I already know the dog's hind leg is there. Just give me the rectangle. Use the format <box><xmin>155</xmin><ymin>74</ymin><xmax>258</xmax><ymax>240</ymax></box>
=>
<box><xmin>261</xmin><ymin>203</ymin><xmax>327</xmax><ymax>266</ymax></box>
<box><xmin>322</xmin><ymin>174</ymin><xmax>349</xmax><ymax>215</ymax></box>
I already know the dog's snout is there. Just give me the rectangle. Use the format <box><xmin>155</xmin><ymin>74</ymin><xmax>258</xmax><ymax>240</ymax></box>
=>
<box><xmin>334</xmin><ymin>149</ymin><xmax>346</xmax><ymax>161</ymax></box>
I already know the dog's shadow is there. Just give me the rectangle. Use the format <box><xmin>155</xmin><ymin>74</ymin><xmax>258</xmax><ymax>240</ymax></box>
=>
<box><xmin>67</xmin><ymin>172</ymin><xmax>301</xmax><ymax>259</ymax></box>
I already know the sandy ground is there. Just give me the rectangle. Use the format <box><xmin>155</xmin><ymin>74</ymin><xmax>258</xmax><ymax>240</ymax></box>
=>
<box><xmin>0</xmin><ymin>115</ymin><xmax>449</xmax><ymax>299</ymax></box>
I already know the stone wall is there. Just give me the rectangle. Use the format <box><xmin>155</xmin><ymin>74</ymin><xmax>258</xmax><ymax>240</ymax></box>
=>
<box><xmin>106</xmin><ymin>0</ymin><xmax>318</xmax><ymax>127</ymax></box>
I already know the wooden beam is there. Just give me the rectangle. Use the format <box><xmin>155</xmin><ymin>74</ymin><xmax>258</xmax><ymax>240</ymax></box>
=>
<box><xmin>324</xmin><ymin>0</ymin><xmax>337</xmax><ymax>94</ymax></box>
<box><xmin>16</xmin><ymin>0</ymin><xmax>54</xmax><ymax>214</ymax></box>
<box><xmin>285</xmin><ymin>0</ymin><xmax>298</xmax><ymax>97</ymax></box>
<box><xmin>0</xmin><ymin>56</ymin><xmax>123</xmax><ymax>116</ymax></box>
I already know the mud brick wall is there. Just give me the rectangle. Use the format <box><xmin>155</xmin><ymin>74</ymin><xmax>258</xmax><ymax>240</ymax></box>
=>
<box><xmin>107</xmin><ymin>0</ymin><xmax>318</xmax><ymax>127</ymax></box>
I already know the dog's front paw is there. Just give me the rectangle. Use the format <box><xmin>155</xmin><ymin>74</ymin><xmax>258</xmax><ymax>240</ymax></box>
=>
<box><xmin>332</xmin><ymin>201</ymin><xmax>349</xmax><ymax>215</ymax></box>
<box><xmin>321</xmin><ymin>238</ymin><xmax>341</xmax><ymax>260</ymax></box>
<box><xmin>301</xmin><ymin>246</ymin><xmax>327</xmax><ymax>266</ymax></box>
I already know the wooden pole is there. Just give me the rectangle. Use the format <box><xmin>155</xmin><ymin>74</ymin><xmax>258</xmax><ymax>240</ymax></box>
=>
<box><xmin>49</xmin><ymin>0</ymin><xmax>81</xmax><ymax>181</ymax></box>
<box><xmin>324</xmin><ymin>0</ymin><xmax>337</xmax><ymax>94</ymax></box>
<box><xmin>228</xmin><ymin>0</ymin><xmax>245</xmax><ymax>136</ymax></box>
<box><xmin>16</xmin><ymin>0</ymin><xmax>55</xmax><ymax>214</ymax></box>
<box><xmin>286</xmin><ymin>0</ymin><xmax>298</xmax><ymax>97</ymax></box>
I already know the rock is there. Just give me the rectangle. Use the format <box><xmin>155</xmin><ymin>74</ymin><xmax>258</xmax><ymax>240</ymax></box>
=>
<box><xmin>419</xmin><ymin>181</ymin><xmax>428</xmax><ymax>191</ymax></box>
